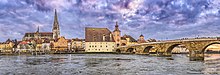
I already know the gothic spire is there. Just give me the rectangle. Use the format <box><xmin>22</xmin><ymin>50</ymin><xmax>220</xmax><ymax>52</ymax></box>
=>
<box><xmin>52</xmin><ymin>9</ymin><xmax>60</xmax><ymax>39</ymax></box>
<box><xmin>53</xmin><ymin>9</ymin><xmax>59</xmax><ymax>30</ymax></box>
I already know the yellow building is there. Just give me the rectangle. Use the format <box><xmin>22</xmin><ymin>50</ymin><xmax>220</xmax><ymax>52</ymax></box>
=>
<box><xmin>120</xmin><ymin>34</ymin><xmax>137</xmax><ymax>46</ymax></box>
<box><xmin>71</xmin><ymin>38</ymin><xmax>85</xmax><ymax>52</ymax></box>
<box><xmin>51</xmin><ymin>36</ymin><xmax>68</xmax><ymax>51</ymax></box>
<box><xmin>0</xmin><ymin>39</ymin><xmax>15</xmax><ymax>53</ymax></box>
<box><xmin>35</xmin><ymin>39</ymin><xmax>43</xmax><ymax>51</ymax></box>
<box><xmin>85</xmin><ymin>27</ymin><xmax>115</xmax><ymax>52</ymax></box>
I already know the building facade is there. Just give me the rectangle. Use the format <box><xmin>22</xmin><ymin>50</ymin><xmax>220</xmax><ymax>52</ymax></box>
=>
<box><xmin>71</xmin><ymin>38</ymin><xmax>85</xmax><ymax>52</ymax></box>
<box><xmin>51</xmin><ymin>36</ymin><xmax>68</xmax><ymax>51</ymax></box>
<box><xmin>16</xmin><ymin>40</ymin><xmax>35</xmax><ymax>53</ymax></box>
<box><xmin>0</xmin><ymin>39</ymin><xmax>15</xmax><ymax>53</ymax></box>
<box><xmin>120</xmin><ymin>34</ymin><xmax>137</xmax><ymax>46</ymax></box>
<box><xmin>42</xmin><ymin>39</ymin><xmax>51</xmax><ymax>53</ymax></box>
<box><xmin>85</xmin><ymin>27</ymin><xmax>115</xmax><ymax>52</ymax></box>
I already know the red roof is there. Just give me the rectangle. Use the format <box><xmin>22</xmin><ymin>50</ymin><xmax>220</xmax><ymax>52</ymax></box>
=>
<box><xmin>20</xmin><ymin>41</ymin><xmax>28</xmax><ymax>44</ymax></box>
<box><xmin>85</xmin><ymin>27</ymin><xmax>115</xmax><ymax>42</ymax></box>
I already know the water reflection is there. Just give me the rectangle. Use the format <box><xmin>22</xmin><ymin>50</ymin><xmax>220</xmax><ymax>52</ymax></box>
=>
<box><xmin>204</xmin><ymin>54</ymin><xmax>220</xmax><ymax>75</ymax></box>
<box><xmin>0</xmin><ymin>54</ymin><xmax>219</xmax><ymax>75</ymax></box>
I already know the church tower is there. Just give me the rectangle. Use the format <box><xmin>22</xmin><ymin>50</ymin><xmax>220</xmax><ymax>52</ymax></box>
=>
<box><xmin>35</xmin><ymin>25</ymin><xmax>40</xmax><ymax>39</ymax></box>
<box><xmin>52</xmin><ymin>9</ymin><xmax>60</xmax><ymax>39</ymax></box>
<box><xmin>113</xmin><ymin>21</ymin><xmax>121</xmax><ymax>47</ymax></box>
<box><xmin>137</xmin><ymin>34</ymin><xmax>147</xmax><ymax>43</ymax></box>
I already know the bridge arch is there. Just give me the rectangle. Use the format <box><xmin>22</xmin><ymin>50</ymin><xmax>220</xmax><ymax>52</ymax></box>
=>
<box><xmin>121</xmin><ymin>43</ymin><xmax>126</xmax><ymax>46</ymax></box>
<box><xmin>116</xmin><ymin>49</ymin><xmax>121</xmax><ymax>53</ymax></box>
<box><xmin>166</xmin><ymin>44</ymin><xmax>188</xmax><ymax>54</ymax></box>
<box><xmin>202</xmin><ymin>42</ymin><xmax>220</xmax><ymax>52</ymax></box>
<box><xmin>143</xmin><ymin>46</ymin><xmax>154</xmax><ymax>53</ymax></box>
<box><xmin>126</xmin><ymin>48</ymin><xmax>135</xmax><ymax>53</ymax></box>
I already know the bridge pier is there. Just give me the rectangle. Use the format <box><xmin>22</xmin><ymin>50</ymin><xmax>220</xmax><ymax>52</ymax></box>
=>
<box><xmin>189</xmin><ymin>50</ymin><xmax>204</xmax><ymax>61</ymax></box>
<box><xmin>161</xmin><ymin>52</ymin><xmax>172</xmax><ymax>57</ymax></box>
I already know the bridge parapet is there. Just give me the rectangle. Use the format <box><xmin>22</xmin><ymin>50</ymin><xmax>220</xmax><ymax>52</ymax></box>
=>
<box><xmin>114</xmin><ymin>39</ymin><xmax>220</xmax><ymax>61</ymax></box>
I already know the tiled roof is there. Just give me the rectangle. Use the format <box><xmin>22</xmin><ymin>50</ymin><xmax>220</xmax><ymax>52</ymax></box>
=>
<box><xmin>85</xmin><ymin>27</ymin><xmax>115</xmax><ymax>42</ymax></box>
<box><xmin>121</xmin><ymin>34</ymin><xmax>137</xmax><ymax>42</ymax></box>
<box><xmin>137</xmin><ymin>39</ymin><xmax>147</xmax><ymax>43</ymax></box>
<box><xmin>72</xmin><ymin>38</ymin><xmax>85</xmax><ymax>41</ymax></box>
<box><xmin>43</xmin><ymin>39</ymin><xmax>50</xmax><ymax>43</ymax></box>
<box><xmin>36</xmin><ymin>39</ymin><xmax>43</xmax><ymax>44</ymax></box>
<box><xmin>19</xmin><ymin>41</ymin><xmax>29</xmax><ymax>44</ymax></box>
<box><xmin>24</xmin><ymin>32</ymin><xmax>53</xmax><ymax>36</ymax></box>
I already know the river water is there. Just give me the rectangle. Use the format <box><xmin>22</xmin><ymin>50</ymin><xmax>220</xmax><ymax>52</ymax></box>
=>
<box><xmin>0</xmin><ymin>54</ymin><xmax>219</xmax><ymax>75</ymax></box>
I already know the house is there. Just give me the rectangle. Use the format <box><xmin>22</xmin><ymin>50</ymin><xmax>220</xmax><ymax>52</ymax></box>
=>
<box><xmin>120</xmin><ymin>34</ymin><xmax>137</xmax><ymax>46</ymax></box>
<box><xmin>71</xmin><ymin>38</ymin><xmax>85</xmax><ymax>52</ymax></box>
<box><xmin>42</xmin><ymin>39</ymin><xmax>51</xmax><ymax>53</ymax></box>
<box><xmin>51</xmin><ymin>36</ymin><xmax>68</xmax><ymax>52</ymax></box>
<box><xmin>137</xmin><ymin>34</ymin><xmax>147</xmax><ymax>43</ymax></box>
<box><xmin>0</xmin><ymin>39</ymin><xmax>15</xmax><ymax>53</ymax></box>
<box><xmin>16</xmin><ymin>40</ymin><xmax>35</xmax><ymax>53</ymax></box>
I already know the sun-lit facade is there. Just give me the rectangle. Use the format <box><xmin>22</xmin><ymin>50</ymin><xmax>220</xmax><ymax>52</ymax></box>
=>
<box><xmin>85</xmin><ymin>27</ymin><xmax>115</xmax><ymax>52</ymax></box>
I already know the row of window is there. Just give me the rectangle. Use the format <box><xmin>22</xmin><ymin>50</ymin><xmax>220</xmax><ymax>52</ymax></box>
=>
<box><xmin>88</xmin><ymin>42</ymin><xmax>112</xmax><ymax>44</ymax></box>
<box><xmin>88</xmin><ymin>49</ymin><xmax>109</xmax><ymax>51</ymax></box>
<box><xmin>89</xmin><ymin>45</ymin><xmax>114</xmax><ymax>48</ymax></box>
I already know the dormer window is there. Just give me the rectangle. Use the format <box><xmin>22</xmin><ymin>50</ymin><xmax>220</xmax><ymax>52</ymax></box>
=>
<box><xmin>103</xmin><ymin>34</ymin><xmax>106</xmax><ymax>41</ymax></box>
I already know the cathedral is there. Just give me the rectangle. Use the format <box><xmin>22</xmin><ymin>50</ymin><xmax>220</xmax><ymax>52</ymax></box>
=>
<box><xmin>23</xmin><ymin>10</ymin><xmax>60</xmax><ymax>41</ymax></box>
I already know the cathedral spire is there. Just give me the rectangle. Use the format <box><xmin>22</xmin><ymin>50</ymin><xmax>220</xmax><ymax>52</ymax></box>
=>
<box><xmin>52</xmin><ymin>9</ymin><xmax>60</xmax><ymax>39</ymax></box>
<box><xmin>53</xmin><ymin>9</ymin><xmax>59</xmax><ymax>30</ymax></box>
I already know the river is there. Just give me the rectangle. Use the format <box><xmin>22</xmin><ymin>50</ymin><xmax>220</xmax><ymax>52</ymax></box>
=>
<box><xmin>0</xmin><ymin>54</ymin><xmax>219</xmax><ymax>75</ymax></box>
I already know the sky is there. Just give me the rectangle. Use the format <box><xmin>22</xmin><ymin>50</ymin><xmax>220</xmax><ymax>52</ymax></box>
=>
<box><xmin>1</xmin><ymin>0</ymin><xmax>220</xmax><ymax>42</ymax></box>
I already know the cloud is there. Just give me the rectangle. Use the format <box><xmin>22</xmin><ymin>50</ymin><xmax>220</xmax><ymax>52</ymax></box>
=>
<box><xmin>0</xmin><ymin>0</ymin><xmax>220</xmax><ymax>42</ymax></box>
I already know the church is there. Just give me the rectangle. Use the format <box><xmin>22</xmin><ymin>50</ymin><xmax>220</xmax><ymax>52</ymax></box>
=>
<box><xmin>22</xmin><ymin>10</ymin><xmax>60</xmax><ymax>41</ymax></box>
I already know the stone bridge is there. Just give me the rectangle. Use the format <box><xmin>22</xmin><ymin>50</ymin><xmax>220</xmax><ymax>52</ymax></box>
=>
<box><xmin>114</xmin><ymin>37</ymin><xmax>220</xmax><ymax>61</ymax></box>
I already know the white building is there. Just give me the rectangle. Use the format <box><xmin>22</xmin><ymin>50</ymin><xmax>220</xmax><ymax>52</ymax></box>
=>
<box><xmin>85</xmin><ymin>27</ymin><xmax>115</xmax><ymax>52</ymax></box>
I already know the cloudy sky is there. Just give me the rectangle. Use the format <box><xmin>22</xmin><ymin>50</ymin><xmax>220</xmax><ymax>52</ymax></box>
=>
<box><xmin>1</xmin><ymin>0</ymin><xmax>220</xmax><ymax>42</ymax></box>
